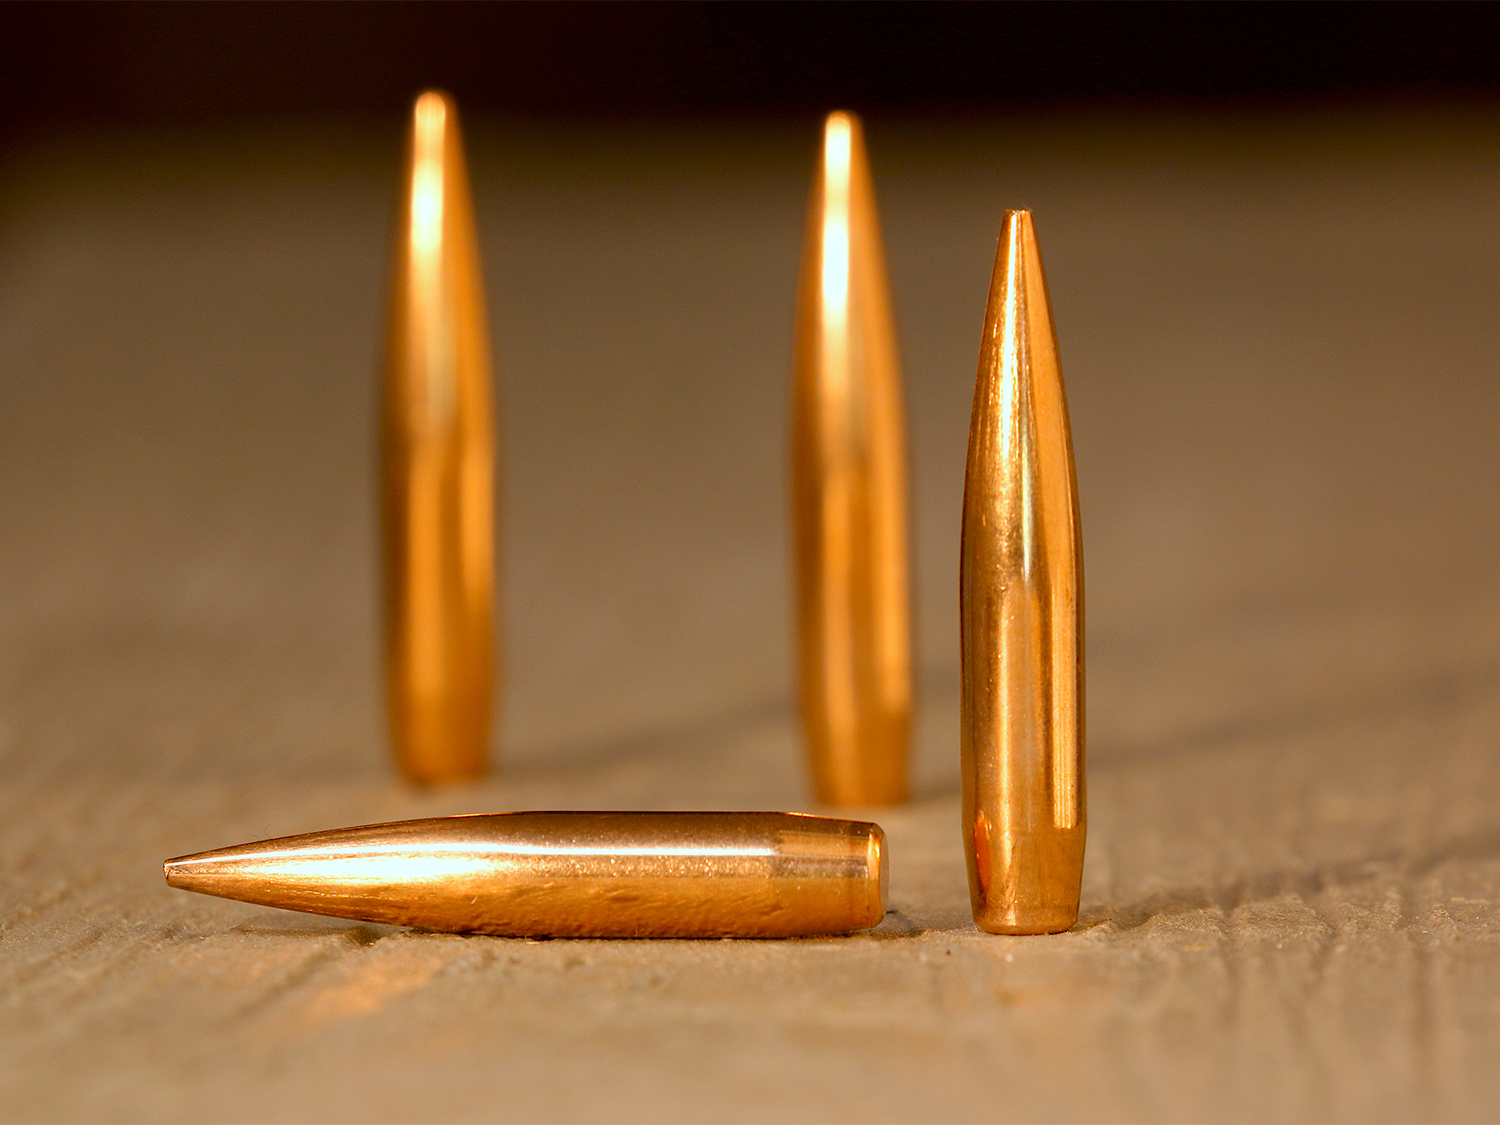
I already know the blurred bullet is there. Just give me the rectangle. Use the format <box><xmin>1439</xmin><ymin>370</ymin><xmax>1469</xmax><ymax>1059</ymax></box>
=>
<box><xmin>165</xmin><ymin>811</ymin><xmax>888</xmax><ymax>938</ymax></box>
<box><xmin>383</xmin><ymin>91</ymin><xmax>496</xmax><ymax>784</ymax></box>
<box><xmin>960</xmin><ymin>210</ymin><xmax>1085</xmax><ymax>935</ymax></box>
<box><xmin>791</xmin><ymin>111</ymin><xmax>911</xmax><ymax>807</ymax></box>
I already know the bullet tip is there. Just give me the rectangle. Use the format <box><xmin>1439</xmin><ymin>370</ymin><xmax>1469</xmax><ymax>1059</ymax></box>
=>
<box><xmin>1002</xmin><ymin>208</ymin><xmax>1037</xmax><ymax>243</ymax></box>
<box><xmin>414</xmin><ymin>89</ymin><xmax>454</xmax><ymax>111</ymax></box>
<box><xmin>163</xmin><ymin>852</ymin><xmax>215</xmax><ymax>893</ymax></box>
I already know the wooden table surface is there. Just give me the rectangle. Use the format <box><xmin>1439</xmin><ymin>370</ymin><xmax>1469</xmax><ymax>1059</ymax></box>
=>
<box><xmin>2</xmin><ymin>107</ymin><xmax>1499</xmax><ymax>1122</ymax></box>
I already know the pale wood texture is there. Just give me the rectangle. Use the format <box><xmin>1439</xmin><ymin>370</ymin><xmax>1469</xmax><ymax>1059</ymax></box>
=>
<box><xmin>2</xmin><ymin>111</ymin><xmax>1499</xmax><ymax>1122</ymax></box>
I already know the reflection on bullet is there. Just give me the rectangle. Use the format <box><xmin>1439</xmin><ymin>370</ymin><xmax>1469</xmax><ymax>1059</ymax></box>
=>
<box><xmin>791</xmin><ymin>111</ymin><xmax>911</xmax><ymax>807</ymax></box>
<box><xmin>383</xmin><ymin>91</ymin><xmax>496</xmax><ymax>784</ymax></box>
<box><xmin>165</xmin><ymin>812</ymin><xmax>888</xmax><ymax>939</ymax></box>
<box><xmin>960</xmin><ymin>211</ymin><xmax>1085</xmax><ymax>935</ymax></box>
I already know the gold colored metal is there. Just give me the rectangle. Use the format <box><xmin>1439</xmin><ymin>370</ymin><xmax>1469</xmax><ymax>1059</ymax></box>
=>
<box><xmin>164</xmin><ymin>812</ymin><xmax>887</xmax><ymax>939</ymax></box>
<box><xmin>791</xmin><ymin>111</ymin><xmax>911</xmax><ymax>807</ymax></box>
<box><xmin>960</xmin><ymin>210</ymin><xmax>1085</xmax><ymax>935</ymax></box>
<box><xmin>383</xmin><ymin>91</ymin><xmax>496</xmax><ymax>784</ymax></box>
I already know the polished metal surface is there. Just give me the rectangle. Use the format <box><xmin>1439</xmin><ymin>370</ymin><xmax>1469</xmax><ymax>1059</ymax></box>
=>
<box><xmin>960</xmin><ymin>210</ymin><xmax>1085</xmax><ymax>935</ymax></box>
<box><xmin>165</xmin><ymin>812</ymin><xmax>887</xmax><ymax>938</ymax></box>
<box><xmin>791</xmin><ymin>111</ymin><xmax>911</xmax><ymax>807</ymax></box>
<box><xmin>383</xmin><ymin>91</ymin><xmax>497</xmax><ymax>784</ymax></box>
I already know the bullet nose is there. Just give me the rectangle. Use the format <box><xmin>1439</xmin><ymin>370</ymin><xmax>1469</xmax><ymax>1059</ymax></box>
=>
<box><xmin>162</xmin><ymin>853</ymin><xmax>213</xmax><ymax>892</ymax></box>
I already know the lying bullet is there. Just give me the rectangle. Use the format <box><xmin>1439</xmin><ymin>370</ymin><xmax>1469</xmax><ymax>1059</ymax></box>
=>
<box><xmin>791</xmin><ymin>111</ymin><xmax>912</xmax><ymax>807</ymax></box>
<box><xmin>164</xmin><ymin>811</ymin><xmax>888</xmax><ymax>939</ymax></box>
<box><xmin>960</xmin><ymin>210</ymin><xmax>1085</xmax><ymax>935</ymax></box>
<box><xmin>383</xmin><ymin>91</ymin><xmax>497</xmax><ymax>784</ymax></box>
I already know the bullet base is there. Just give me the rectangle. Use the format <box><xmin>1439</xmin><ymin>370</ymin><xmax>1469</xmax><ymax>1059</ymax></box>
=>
<box><xmin>974</xmin><ymin>909</ymin><xmax>1080</xmax><ymax>936</ymax></box>
<box><xmin>966</xmin><ymin>821</ymin><xmax>1085</xmax><ymax>937</ymax></box>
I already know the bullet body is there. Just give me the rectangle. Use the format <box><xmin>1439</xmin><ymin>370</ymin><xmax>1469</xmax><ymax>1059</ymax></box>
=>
<box><xmin>792</xmin><ymin>111</ymin><xmax>911</xmax><ymax>806</ymax></box>
<box><xmin>383</xmin><ymin>91</ymin><xmax>496</xmax><ymax>783</ymax></box>
<box><xmin>960</xmin><ymin>211</ymin><xmax>1085</xmax><ymax>935</ymax></box>
<box><xmin>165</xmin><ymin>812</ymin><xmax>888</xmax><ymax>939</ymax></box>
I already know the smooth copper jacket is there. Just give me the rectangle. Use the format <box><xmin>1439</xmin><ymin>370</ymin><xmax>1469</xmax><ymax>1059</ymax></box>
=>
<box><xmin>791</xmin><ymin>111</ymin><xmax>911</xmax><ymax>806</ymax></box>
<box><xmin>960</xmin><ymin>211</ymin><xmax>1085</xmax><ymax>935</ymax></box>
<box><xmin>164</xmin><ymin>812</ymin><xmax>888</xmax><ymax>939</ymax></box>
<box><xmin>383</xmin><ymin>91</ymin><xmax>496</xmax><ymax>783</ymax></box>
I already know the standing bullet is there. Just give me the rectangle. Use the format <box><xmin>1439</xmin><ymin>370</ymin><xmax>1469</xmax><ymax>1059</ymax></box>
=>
<box><xmin>791</xmin><ymin>111</ymin><xmax>911</xmax><ymax>807</ymax></box>
<box><xmin>383</xmin><ymin>91</ymin><xmax>496</xmax><ymax>784</ymax></box>
<box><xmin>164</xmin><ymin>811</ymin><xmax>888</xmax><ymax>938</ymax></box>
<box><xmin>960</xmin><ymin>211</ymin><xmax>1085</xmax><ymax>935</ymax></box>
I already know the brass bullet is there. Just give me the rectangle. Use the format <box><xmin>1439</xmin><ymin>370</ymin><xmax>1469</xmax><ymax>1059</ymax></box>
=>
<box><xmin>791</xmin><ymin>111</ymin><xmax>911</xmax><ymax>807</ymax></box>
<box><xmin>960</xmin><ymin>211</ymin><xmax>1085</xmax><ymax>935</ymax></box>
<box><xmin>383</xmin><ymin>91</ymin><xmax>496</xmax><ymax>784</ymax></box>
<box><xmin>164</xmin><ymin>812</ymin><xmax>888</xmax><ymax>939</ymax></box>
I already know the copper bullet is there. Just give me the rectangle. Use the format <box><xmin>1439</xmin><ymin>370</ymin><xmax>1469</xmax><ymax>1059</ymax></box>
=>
<box><xmin>164</xmin><ymin>812</ymin><xmax>887</xmax><ymax>939</ymax></box>
<box><xmin>960</xmin><ymin>211</ymin><xmax>1085</xmax><ymax>935</ymax></box>
<box><xmin>383</xmin><ymin>91</ymin><xmax>496</xmax><ymax>784</ymax></box>
<box><xmin>791</xmin><ymin>111</ymin><xmax>911</xmax><ymax>807</ymax></box>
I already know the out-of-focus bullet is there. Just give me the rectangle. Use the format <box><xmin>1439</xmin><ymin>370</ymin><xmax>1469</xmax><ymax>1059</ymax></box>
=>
<box><xmin>164</xmin><ymin>811</ymin><xmax>888</xmax><ymax>939</ymax></box>
<box><xmin>960</xmin><ymin>210</ymin><xmax>1085</xmax><ymax>935</ymax></box>
<box><xmin>383</xmin><ymin>91</ymin><xmax>496</xmax><ymax>784</ymax></box>
<box><xmin>791</xmin><ymin>111</ymin><xmax>911</xmax><ymax>807</ymax></box>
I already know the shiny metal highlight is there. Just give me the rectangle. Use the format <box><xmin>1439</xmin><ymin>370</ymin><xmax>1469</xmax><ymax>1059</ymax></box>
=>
<box><xmin>164</xmin><ymin>812</ymin><xmax>888</xmax><ymax>939</ymax></box>
<box><xmin>960</xmin><ymin>210</ymin><xmax>1085</xmax><ymax>935</ymax></box>
<box><xmin>383</xmin><ymin>91</ymin><xmax>496</xmax><ymax>783</ymax></box>
<box><xmin>792</xmin><ymin>111</ymin><xmax>911</xmax><ymax>807</ymax></box>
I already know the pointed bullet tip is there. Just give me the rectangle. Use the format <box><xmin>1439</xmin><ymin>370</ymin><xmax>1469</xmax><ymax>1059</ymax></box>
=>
<box><xmin>411</xmin><ymin>90</ymin><xmax>458</xmax><ymax>142</ymax></box>
<box><xmin>1003</xmin><ymin>209</ymin><xmax>1035</xmax><ymax>235</ymax></box>
<box><xmin>414</xmin><ymin>89</ymin><xmax>454</xmax><ymax>111</ymax></box>
<box><xmin>999</xmin><ymin>210</ymin><xmax>1043</xmax><ymax>268</ymax></box>
<box><xmin>163</xmin><ymin>853</ymin><xmax>211</xmax><ymax>891</ymax></box>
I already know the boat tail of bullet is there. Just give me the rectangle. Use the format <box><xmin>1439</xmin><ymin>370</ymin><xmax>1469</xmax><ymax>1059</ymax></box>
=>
<box><xmin>383</xmin><ymin>91</ymin><xmax>497</xmax><ymax>784</ymax></box>
<box><xmin>791</xmin><ymin>111</ymin><xmax>912</xmax><ymax>807</ymax></box>
<box><xmin>960</xmin><ymin>211</ymin><xmax>1085</xmax><ymax>935</ymax></box>
<box><xmin>164</xmin><ymin>812</ymin><xmax>888</xmax><ymax>939</ymax></box>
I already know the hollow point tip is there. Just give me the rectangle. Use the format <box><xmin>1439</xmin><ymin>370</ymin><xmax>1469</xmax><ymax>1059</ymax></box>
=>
<box><xmin>162</xmin><ymin>851</ymin><xmax>216</xmax><ymax>894</ymax></box>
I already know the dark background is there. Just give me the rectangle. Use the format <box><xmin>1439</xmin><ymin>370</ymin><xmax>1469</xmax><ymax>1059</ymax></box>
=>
<box><xmin>1</xmin><ymin>0</ymin><xmax>1498</xmax><ymax>144</ymax></box>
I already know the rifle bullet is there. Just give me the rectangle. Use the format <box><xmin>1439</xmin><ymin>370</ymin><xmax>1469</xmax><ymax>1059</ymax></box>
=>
<box><xmin>165</xmin><ymin>812</ymin><xmax>888</xmax><ymax>939</ymax></box>
<box><xmin>791</xmin><ymin>111</ymin><xmax>911</xmax><ymax>806</ymax></box>
<box><xmin>383</xmin><ymin>91</ymin><xmax>496</xmax><ymax>783</ymax></box>
<box><xmin>960</xmin><ymin>211</ymin><xmax>1085</xmax><ymax>934</ymax></box>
